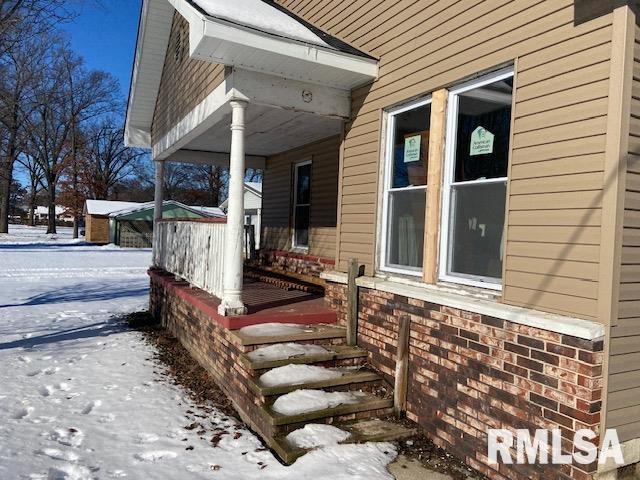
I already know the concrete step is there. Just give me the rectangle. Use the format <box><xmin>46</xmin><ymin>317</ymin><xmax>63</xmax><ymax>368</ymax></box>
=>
<box><xmin>239</xmin><ymin>344</ymin><xmax>368</xmax><ymax>372</ymax></box>
<box><xmin>272</xmin><ymin>418</ymin><xmax>416</xmax><ymax>464</ymax></box>
<box><xmin>249</xmin><ymin>369</ymin><xmax>383</xmax><ymax>398</ymax></box>
<box><xmin>261</xmin><ymin>392</ymin><xmax>393</xmax><ymax>427</ymax></box>
<box><xmin>232</xmin><ymin>324</ymin><xmax>346</xmax><ymax>346</ymax></box>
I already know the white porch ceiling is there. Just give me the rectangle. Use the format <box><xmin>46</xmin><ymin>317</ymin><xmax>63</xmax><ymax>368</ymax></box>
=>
<box><xmin>183</xmin><ymin>104</ymin><xmax>342</xmax><ymax>157</ymax></box>
<box><xmin>152</xmin><ymin>69</ymin><xmax>348</xmax><ymax>162</ymax></box>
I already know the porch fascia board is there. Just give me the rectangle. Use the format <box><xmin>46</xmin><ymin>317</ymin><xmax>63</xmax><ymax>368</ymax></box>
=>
<box><xmin>164</xmin><ymin>149</ymin><xmax>266</xmax><ymax>170</ymax></box>
<box><xmin>125</xmin><ymin>0</ymin><xmax>174</xmax><ymax>148</ymax></box>
<box><xmin>151</xmin><ymin>77</ymin><xmax>240</xmax><ymax>160</ymax></box>
<box><xmin>228</xmin><ymin>69</ymin><xmax>350</xmax><ymax>119</ymax></box>
<box><xmin>152</xmin><ymin>68</ymin><xmax>350</xmax><ymax>161</ymax></box>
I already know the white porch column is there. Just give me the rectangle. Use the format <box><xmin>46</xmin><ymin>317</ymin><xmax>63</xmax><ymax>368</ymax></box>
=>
<box><xmin>152</xmin><ymin>160</ymin><xmax>164</xmax><ymax>267</ymax></box>
<box><xmin>153</xmin><ymin>160</ymin><xmax>164</xmax><ymax>224</ymax></box>
<box><xmin>218</xmin><ymin>100</ymin><xmax>248</xmax><ymax>316</ymax></box>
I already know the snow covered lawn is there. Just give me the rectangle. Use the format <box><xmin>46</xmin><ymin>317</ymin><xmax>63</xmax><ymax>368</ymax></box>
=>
<box><xmin>0</xmin><ymin>225</ymin><xmax>396</xmax><ymax>479</ymax></box>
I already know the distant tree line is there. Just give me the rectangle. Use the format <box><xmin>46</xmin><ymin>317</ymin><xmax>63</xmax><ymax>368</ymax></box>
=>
<box><xmin>0</xmin><ymin>1</ymin><xmax>260</xmax><ymax>237</ymax></box>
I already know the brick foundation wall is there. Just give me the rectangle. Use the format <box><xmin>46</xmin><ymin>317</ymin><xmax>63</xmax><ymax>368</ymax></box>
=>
<box><xmin>325</xmin><ymin>281</ymin><xmax>604</xmax><ymax>480</ymax></box>
<box><xmin>258</xmin><ymin>249</ymin><xmax>335</xmax><ymax>279</ymax></box>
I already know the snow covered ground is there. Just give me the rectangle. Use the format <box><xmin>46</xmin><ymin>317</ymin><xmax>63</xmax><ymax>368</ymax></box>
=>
<box><xmin>0</xmin><ymin>225</ymin><xmax>396</xmax><ymax>479</ymax></box>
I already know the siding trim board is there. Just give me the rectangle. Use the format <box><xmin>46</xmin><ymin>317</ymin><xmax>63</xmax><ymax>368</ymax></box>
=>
<box><xmin>603</xmin><ymin>5</ymin><xmax>640</xmax><ymax>447</ymax></box>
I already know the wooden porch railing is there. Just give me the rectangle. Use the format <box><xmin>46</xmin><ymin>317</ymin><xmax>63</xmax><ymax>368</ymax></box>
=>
<box><xmin>153</xmin><ymin>218</ymin><xmax>226</xmax><ymax>299</ymax></box>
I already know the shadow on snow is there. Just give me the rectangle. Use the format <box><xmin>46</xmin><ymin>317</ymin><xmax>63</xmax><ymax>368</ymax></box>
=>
<box><xmin>0</xmin><ymin>282</ymin><xmax>149</xmax><ymax>308</ymax></box>
<box><xmin>0</xmin><ymin>320</ymin><xmax>128</xmax><ymax>350</ymax></box>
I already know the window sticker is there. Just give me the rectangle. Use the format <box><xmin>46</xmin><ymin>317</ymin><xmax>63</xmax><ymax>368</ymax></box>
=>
<box><xmin>404</xmin><ymin>134</ymin><xmax>421</xmax><ymax>163</ymax></box>
<box><xmin>470</xmin><ymin>126</ymin><xmax>495</xmax><ymax>156</ymax></box>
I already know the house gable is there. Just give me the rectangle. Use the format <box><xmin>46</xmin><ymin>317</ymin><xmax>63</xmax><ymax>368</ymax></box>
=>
<box><xmin>151</xmin><ymin>9</ymin><xmax>227</xmax><ymax>145</ymax></box>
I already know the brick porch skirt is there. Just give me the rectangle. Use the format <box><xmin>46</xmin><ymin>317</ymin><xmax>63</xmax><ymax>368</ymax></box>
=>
<box><xmin>258</xmin><ymin>249</ymin><xmax>335</xmax><ymax>279</ymax></box>
<box><xmin>326</xmin><ymin>282</ymin><xmax>604</xmax><ymax>480</ymax></box>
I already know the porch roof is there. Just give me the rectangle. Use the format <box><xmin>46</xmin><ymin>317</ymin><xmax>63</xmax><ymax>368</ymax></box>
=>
<box><xmin>125</xmin><ymin>0</ymin><xmax>378</xmax><ymax>149</ymax></box>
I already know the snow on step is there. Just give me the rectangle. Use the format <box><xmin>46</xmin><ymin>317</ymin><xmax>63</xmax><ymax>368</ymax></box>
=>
<box><xmin>286</xmin><ymin>424</ymin><xmax>351</xmax><ymax>449</ymax></box>
<box><xmin>272</xmin><ymin>389</ymin><xmax>366</xmax><ymax>416</ymax></box>
<box><xmin>247</xmin><ymin>342</ymin><xmax>328</xmax><ymax>362</ymax></box>
<box><xmin>239</xmin><ymin>323</ymin><xmax>309</xmax><ymax>337</ymax></box>
<box><xmin>259</xmin><ymin>364</ymin><xmax>343</xmax><ymax>387</ymax></box>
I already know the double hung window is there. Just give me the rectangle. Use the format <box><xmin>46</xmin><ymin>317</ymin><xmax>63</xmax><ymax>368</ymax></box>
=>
<box><xmin>293</xmin><ymin>160</ymin><xmax>311</xmax><ymax>249</ymax></box>
<box><xmin>380</xmin><ymin>98</ymin><xmax>432</xmax><ymax>275</ymax></box>
<box><xmin>440</xmin><ymin>68</ymin><xmax>514</xmax><ymax>288</ymax></box>
<box><xmin>380</xmin><ymin>67</ymin><xmax>514</xmax><ymax>289</ymax></box>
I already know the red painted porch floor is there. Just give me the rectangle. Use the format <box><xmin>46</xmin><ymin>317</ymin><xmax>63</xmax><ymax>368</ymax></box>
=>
<box><xmin>149</xmin><ymin>268</ymin><xmax>337</xmax><ymax>330</ymax></box>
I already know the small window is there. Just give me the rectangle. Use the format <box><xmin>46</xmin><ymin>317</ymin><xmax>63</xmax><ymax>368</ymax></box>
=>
<box><xmin>381</xmin><ymin>98</ymin><xmax>431</xmax><ymax>275</ymax></box>
<box><xmin>440</xmin><ymin>68</ymin><xmax>514</xmax><ymax>288</ymax></box>
<box><xmin>293</xmin><ymin>161</ymin><xmax>311</xmax><ymax>249</ymax></box>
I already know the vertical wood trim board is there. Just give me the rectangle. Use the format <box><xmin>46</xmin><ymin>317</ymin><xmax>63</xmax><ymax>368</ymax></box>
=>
<box><xmin>599</xmin><ymin>4</ymin><xmax>635</xmax><ymax>440</ymax></box>
<box><xmin>423</xmin><ymin>89</ymin><xmax>447</xmax><ymax>284</ymax></box>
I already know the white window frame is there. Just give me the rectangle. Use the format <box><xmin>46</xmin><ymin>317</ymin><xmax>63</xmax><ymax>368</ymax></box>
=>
<box><xmin>379</xmin><ymin>96</ymin><xmax>432</xmax><ymax>277</ymax></box>
<box><xmin>292</xmin><ymin>159</ymin><xmax>312</xmax><ymax>250</ymax></box>
<box><xmin>439</xmin><ymin>67</ymin><xmax>514</xmax><ymax>291</ymax></box>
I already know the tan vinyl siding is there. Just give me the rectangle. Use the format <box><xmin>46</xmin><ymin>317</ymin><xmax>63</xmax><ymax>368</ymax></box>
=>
<box><xmin>278</xmin><ymin>0</ymin><xmax>613</xmax><ymax>320</ymax></box>
<box><xmin>261</xmin><ymin>136</ymin><xmax>340</xmax><ymax>259</ymax></box>
<box><xmin>85</xmin><ymin>215</ymin><xmax>109</xmax><ymax>244</ymax></box>
<box><xmin>150</xmin><ymin>11</ymin><xmax>226</xmax><ymax>145</ymax></box>
<box><xmin>607</xmin><ymin>21</ymin><xmax>640</xmax><ymax>443</ymax></box>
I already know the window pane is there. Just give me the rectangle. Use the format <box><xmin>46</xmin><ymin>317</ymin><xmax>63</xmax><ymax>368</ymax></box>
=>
<box><xmin>296</xmin><ymin>163</ymin><xmax>311</xmax><ymax>204</ymax></box>
<box><xmin>386</xmin><ymin>189</ymin><xmax>426</xmax><ymax>269</ymax></box>
<box><xmin>454</xmin><ymin>78</ymin><xmax>513</xmax><ymax>182</ymax></box>
<box><xmin>448</xmin><ymin>181</ymin><xmax>507</xmax><ymax>280</ymax></box>
<box><xmin>294</xmin><ymin>205</ymin><xmax>309</xmax><ymax>247</ymax></box>
<box><xmin>391</xmin><ymin>104</ymin><xmax>431</xmax><ymax>188</ymax></box>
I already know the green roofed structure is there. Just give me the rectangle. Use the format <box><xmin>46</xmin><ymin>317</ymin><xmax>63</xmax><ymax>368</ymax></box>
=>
<box><xmin>109</xmin><ymin>200</ymin><xmax>224</xmax><ymax>248</ymax></box>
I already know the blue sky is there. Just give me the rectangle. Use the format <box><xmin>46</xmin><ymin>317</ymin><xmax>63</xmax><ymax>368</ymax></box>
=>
<box><xmin>14</xmin><ymin>1</ymin><xmax>142</xmax><ymax>186</ymax></box>
<box><xmin>63</xmin><ymin>0</ymin><xmax>142</xmax><ymax>97</ymax></box>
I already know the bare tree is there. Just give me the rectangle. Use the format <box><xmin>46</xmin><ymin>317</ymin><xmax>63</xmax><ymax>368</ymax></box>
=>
<box><xmin>245</xmin><ymin>168</ymin><xmax>263</xmax><ymax>183</ymax></box>
<box><xmin>61</xmin><ymin>53</ymin><xmax>118</xmax><ymax>237</ymax></box>
<box><xmin>191</xmin><ymin>164</ymin><xmax>228</xmax><ymax>206</ymax></box>
<box><xmin>162</xmin><ymin>163</ymin><xmax>193</xmax><ymax>201</ymax></box>
<box><xmin>84</xmin><ymin>118</ymin><xmax>145</xmax><ymax>200</ymax></box>
<box><xmin>17</xmin><ymin>153</ymin><xmax>44</xmax><ymax>225</ymax></box>
<box><xmin>27</xmin><ymin>42</ymin><xmax>117</xmax><ymax>234</ymax></box>
<box><xmin>0</xmin><ymin>0</ymin><xmax>74</xmax><ymax>55</ymax></box>
<box><xmin>0</xmin><ymin>30</ymin><xmax>45</xmax><ymax>233</ymax></box>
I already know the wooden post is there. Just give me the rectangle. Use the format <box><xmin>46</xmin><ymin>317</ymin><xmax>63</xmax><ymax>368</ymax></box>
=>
<box><xmin>394</xmin><ymin>315</ymin><xmax>411</xmax><ymax>417</ymax></box>
<box><xmin>424</xmin><ymin>89</ymin><xmax>448</xmax><ymax>284</ymax></box>
<box><xmin>346</xmin><ymin>257</ymin><xmax>361</xmax><ymax>346</ymax></box>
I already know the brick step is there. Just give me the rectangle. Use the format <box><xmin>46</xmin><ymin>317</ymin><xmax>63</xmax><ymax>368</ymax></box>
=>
<box><xmin>231</xmin><ymin>324</ymin><xmax>346</xmax><ymax>347</ymax></box>
<box><xmin>260</xmin><ymin>392</ymin><xmax>393</xmax><ymax>428</ymax></box>
<box><xmin>271</xmin><ymin>418</ymin><xmax>417</xmax><ymax>464</ymax></box>
<box><xmin>239</xmin><ymin>344</ymin><xmax>369</xmax><ymax>372</ymax></box>
<box><xmin>248</xmin><ymin>369</ymin><xmax>383</xmax><ymax>398</ymax></box>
